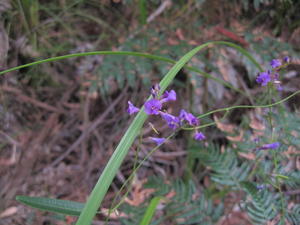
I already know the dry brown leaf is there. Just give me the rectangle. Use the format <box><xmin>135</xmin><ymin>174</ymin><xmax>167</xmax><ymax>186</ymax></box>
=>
<box><xmin>249</xmin><ymin>112</ymin><xmax>265</xmax><ymax>131</ymax></box>
<box><xmin>216</xmin><ymin>49</ymin><xmax>238</xmax><ymax>88</ymax></box>
<box><xmin>167</xmin><ymin>37</ymin><xmax>179</xmax><ymax>45</ymax></box>
<box><xmin>283</xmin><ymin>146</ymin><xmax>299</xmax><ymax>159</ymax></box>
<box><xmin>165</xmin><ymin>190</ymin><xmax>176</xmax><ymax>199</ymax></box>
<box><xmin>0</xmin><ymin>207</ymin><xmax>18</xmax><ymax>218</ymax></box>
<box><xmin>296</xmin><ymin>156</ymin><xmax>300</xmax><ymax>170</ymax></box>
<box><xmin>175</xmin><ymin>28</ymin><xmax>185</xmax><ymax>41</ymax></box>
<box><xmin>226</xmin><ymin>130</ymin><xmax>244</xmax><ymax>142</ymax></box>
<box><xmin>217</xmin><ymin>211</ymin><xmax>252</xmax><ymax>225</ymax></box>
<box><xmin>231</xmin><ymin>20</ymin><xmax>247</xmax><ymax>34</ymax></box>
<box><xmin>204</xmin><ymin>175</ymin><xmax>211</xmax><ymax>187</ymax></box>
<box><xmin>221</xmin><ymin>145</ymin><xmax>226</xmax><ymax>153</ymax></box>
<box><xmin>188</xmin><ymin>40</ymin><xmax>199</xmax><ymax>45</ymax></box>
<box><xmin>214</xmin><ymin>115</ymin><xmax>235</xmax><ymax>133</ymax></box>
<box><xmin>291</xmin><ymin>130</ymin><xmax>298</xmax><ymax>138</ymax></box>
<box><xmin>65</xmin><ymin>216</ymin><xmax>76</xmax><ymax>225</ymax></box>
<box><xmin>124</xmin><ymin>178</ymin><xmax>155</xmax><ymax>206</ymax></box>
<box><xmin>176</xmin><ymin>217</ymin><xmax>186</xmax><ymax>223</ymax></box>
<box><xmin>238</xmin><ymin>152</ymin><xmax>256</xmax><ymax>160</ymax></box>
<box><xmin>101</xmin><ymin>208</ymin><xmax>128</xmax><ymax>219</ymax></box>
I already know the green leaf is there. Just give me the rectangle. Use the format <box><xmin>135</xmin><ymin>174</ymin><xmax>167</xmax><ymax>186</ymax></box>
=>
<box><xmin>75</xmin><ymin>41</ymin><xmax>217</xmax><ymax>225</ymax></box>
<box><xmin>140</xmin><ymin>196</ymin><xmax>162</xmax><ymax>225</ymax></box>
<box><xmin>16</xmin><ymin>195</ymin><xmax>85</xmax><ymax>216</ymax></box>
<box><xmin>240</xmin><ymin>182</ymin><xmax>277</xmax><ymax>224</ymax></box>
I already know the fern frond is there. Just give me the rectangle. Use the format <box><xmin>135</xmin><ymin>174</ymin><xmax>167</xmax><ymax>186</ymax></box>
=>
<box><xmin>120</xmin><ymin>177</ymin><xmax>223</xmax><ymax>225</ymax></box>
<box><xmin>195</xmin><ymin>144</ymin><xmax>251</xmax><ymax>186</ymax></box>
<box><xmin>285</xmin><ymin>204</ymin><xmax>300</xmax><ymax>225</ymax></box>
<box><xmin>241</xmin><ymin>181</ymin><xmax>278</xmax><ymax>224</ymax></box>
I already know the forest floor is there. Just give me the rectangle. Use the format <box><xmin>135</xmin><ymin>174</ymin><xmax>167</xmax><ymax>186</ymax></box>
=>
<box><xmin>0</xmin><ymin>1</ymin><xmax>300</xmax><ymax>224</ymax></box>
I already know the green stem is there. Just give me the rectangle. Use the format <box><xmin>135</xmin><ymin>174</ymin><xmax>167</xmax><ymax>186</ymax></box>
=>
<box><xmin>0</xmin><ymin>41</ymin><xmax>263</xmax><ymax>97</ymax></box>
<box><xmin>186</xmin><ymin>89</ymin><xmax>300</xmax><ymax>127</ymax></box>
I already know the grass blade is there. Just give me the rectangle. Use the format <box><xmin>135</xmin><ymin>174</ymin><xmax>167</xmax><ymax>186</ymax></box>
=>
<box><xmin>16</xmin><ymin>195</ymin><xmax>85</xmax><ymax>216</ymax></box>
<box><xmin>140</xmin><ymin>196</ymin><xmax>162</xmax><ymax>225</ymax></box>
<box><xmin>0</xmin><ymin>41</ymin><xmax>263</xmax><ymax>96</ymax></box>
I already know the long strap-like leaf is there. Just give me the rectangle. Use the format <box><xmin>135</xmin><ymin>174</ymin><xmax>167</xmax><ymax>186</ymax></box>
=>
<box><xmin>75</xmin><ymin>41</ymin><xmax>257</xmax><ymax>225</ymax></box>
<box><xmin>16</xmin><ymin>195</ymin><xmax>85</xmax><ymax>216</ymax></box>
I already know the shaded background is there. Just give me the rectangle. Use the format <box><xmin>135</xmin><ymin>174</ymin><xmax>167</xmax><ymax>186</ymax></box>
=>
<box><xmin>0</xmin><ymin>0</ymin><xmax>300</xmax><ymax>224</ymax></box>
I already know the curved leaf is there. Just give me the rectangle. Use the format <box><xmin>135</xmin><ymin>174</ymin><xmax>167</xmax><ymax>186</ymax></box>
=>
<box><xmin>16</xmin><ymin>195</ymin><xmax>84</xmax><ymax>216</ymax></box>
<box><xmin>140</xmin><ymin>196</ymin><xmax>162</xmax><ymax>225</ymax></box>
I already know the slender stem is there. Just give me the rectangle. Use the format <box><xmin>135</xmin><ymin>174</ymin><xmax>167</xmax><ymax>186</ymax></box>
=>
<box><xmin>181</xmin><ymin>90</ymin><xmax>300</xmax><ymax>130</ymax></box>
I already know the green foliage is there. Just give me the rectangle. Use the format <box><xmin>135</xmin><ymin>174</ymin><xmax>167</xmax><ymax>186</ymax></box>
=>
<box><xmin>241</xmin><ymin>181</ymin><xmax>300</xmax><ymax>225</ymax></box>
<box><xmin>16</xmin><ymin>195</ymin><xmax>85</xmax><ymax>216</ymax></box>
<box><xmin>119</xmin><ymin>177</ymin><xmax>224</xmax><ymax>225</ymax></box>
<box><xmin>140</xmin><ymin>196</ymin><xmax>162</xmax><ymax>225</ymax></box>
<box><xmin>239</xmin><ymin>0</ymin><xmax>300</xmax><ymax>33</ymax></box>
<box><xmin>241</xmin><ymin>182</ymin><xmax>278</xmax><ymax>224</ymax></box>
<box><xmin>283</xmin><ymin>171</ymin><xmax>300</xmax><ymax>189</ymax></box>
<box><xmin>189</xmin><ymin>144</ymin><xmax>251</xmax><ymax>186</ymax></box>
<box><xmin>186</xmin><ymin>106</ymin><xmax>300</xmax><ymax>224</ymax></box>
<box><xmin>285</xmin><ymin>204</ymin><xmax>300</xmax><ymax>225</ymax></box>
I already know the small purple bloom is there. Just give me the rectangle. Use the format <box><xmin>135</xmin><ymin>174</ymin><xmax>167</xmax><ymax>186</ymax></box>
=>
<box><xmin>127</xmin><ymin>101</ymin><xmax>139</xmax><ymax>115</ymax></box>
<box><xmin>194</xmin><ymin>131</ymin><xmax>206</xmax><ymax>141</ymax></box>
<box><xmin>253</xmin><ymin>137</ymin><xmax>260</xmax><ymax>144</ymax></box>
<box><xmin>270</xmin><ymin>59</ymin><xmax>281</xmax><ymax>68</ymax></box>
<box><xmin>151</xmin><ymin>84</ymin><xmax>160</xmax><ymax>98</ymax></box>
<box><xmin>258</xmin><ymin>142</ymin><xmax>280</xmax><ymax>150</ymax></box>
<box><xmin>150</xmin><ymin>137</ymin><xmax>165</xmax><ymax>146</ymax></box>
<box><xmin>161</xmin><ymin>90</ymin><xmax>177</xmax><ymax>103</ymax></box>
<box><xmin>256</xmin><ymin>71</ymin><xmax>271</xmax><ymax>86</ymax></box>
<box><xmin>274</xmin><ymin>81</ymin><xmax>283</xmax><ymax>91</ymax></box>
<box><xmin>160</xmin><ymin>112</ymin><xmax>180</xmax><ymax>130</ymax></box>
<box><xmin>256</xmin><ymin>184</ymin><xmax>266</xmax><ymax>190</ymax></box>
<box><xmin>283</xmin><ymin>56</ymin><xmax>290</xmax><ymax>63</ymax></box>
<box><xmin>179</xmin><ymin>109</ymin><xmax>187</xmax><ymax>120</ymax></box>
<box><xmin>144</xmin><ymin>99</ymin><xmax>162</xmax><ymax>115</ymax></box>
<box><xmin>179</xmin><ymin>109</ymin><xmax>199</xmax><ymax>126</ymax></box>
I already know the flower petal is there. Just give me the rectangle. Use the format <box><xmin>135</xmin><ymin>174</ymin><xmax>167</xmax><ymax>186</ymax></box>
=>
<box><xmin>127</xmin><ymin>101</ymin><xmax>139</xmax><ymax>115</ymax></box>
<box><xmin>161</xmin><ymin>90</ymin><xmax>177</xmax><ymax>103</ymax></box>
<box><xmin>144</xmin><ymin>99</ymin><xmax>162</xmax><ymax>115</ymax></box>
<box><xmin>194</xmin><ymin>131</ymin><xmax>206</xmax><ymax>141</ymax></box>
<box><xmin>149</xmin><ymin>137</ymin><xmax>165</xmax><ymax>146</ymax></box>
<box><xmin>258</xmin><ymin>142</ymin><xmax>280</xmax><ymax>150</ymax></box>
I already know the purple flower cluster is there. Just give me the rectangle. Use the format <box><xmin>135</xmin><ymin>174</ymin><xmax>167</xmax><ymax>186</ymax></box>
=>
<box><xmin>127</xmin><ymin>84</ymin><xmax>206</xmax><ymax>145</ymax></box>
<box><xmin>256</xmin><ymin>56</ymin><xmax>290</xmax><ymax>90</ymax></box>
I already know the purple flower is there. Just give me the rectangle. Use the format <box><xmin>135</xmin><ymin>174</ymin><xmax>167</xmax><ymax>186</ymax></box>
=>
<box><xmin>194</xmin><ymin>131</ymin><xmax>206</xmax><ymax>141</ymax></box>
<box><xmin>160</xmin><ymin>112</ymin><xmax>180</xmax><ymax>130</ymax></box>
<box><xmin>256</xmin><ymin>184</ymin><xmax>266</xmax><ymax>190</ymax></box>
<box><xmin>283</xmin><ymin>56</ymin><xmax>290</xmax><ymax>63</ymax></box>
<box><xmin>151</xmin><ymin>84</ymin><xmax>160</xmax><ymax>98</ymax></box>
<box><xmin>161</xmin><ymin>90</ymin><xmax>177</xmax><ymax>103</ymax></box>
<box><xmin>179</xmin><ymin>109</ymin><xmax>199</xmax><ymax>126</ymax></box>
<box><xmin>270</xmin><ymin>59</ymin><xmax>281</xmax><ymax>68</ymax></box>
<box><xmin>256</xmin><ymin>71</ymin><xmax>271</xmax><ymax>86</ymax></box>
<box><xmin>127</xmin><ymin>101</ymin><xmax>139</xmax><ymax>115</ymax></box>
<box><xmin>274</xmin><ymin>81</ymin><xmax>283</xmax><ymax>91</ymax></box>
<box><xmin>150</xmin><ymin>137</ymin><xmax>165</xmax><ymax>146</ymax></box>
<box><xmin>144</xmin><ymin>99</ymin><xmax>162</xmax><ymax>115</ymax></box>
<box><xmin>258</xmin><ymin>142</ymin><xmax>280</xmax><ymax>150</ymax></box>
